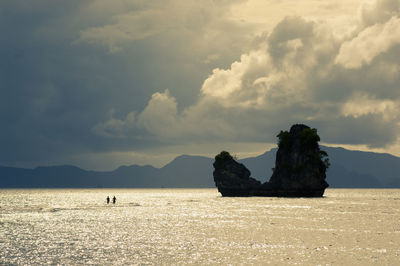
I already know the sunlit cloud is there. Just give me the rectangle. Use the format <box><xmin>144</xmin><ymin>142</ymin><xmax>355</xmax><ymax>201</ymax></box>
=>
<box><xmin>94</xmin><ymin>0</ymin><xmax>400</xmax><ymax>154</ymax></box>
<box><xmin>335</xmin><ymin>16</ymin><xmax>400</xmax><ymax>68</ymax></box>
<box><xmin>341</xmin><ymin>92</ymin><xmax>399</xmax><ymax>119</ymax></box>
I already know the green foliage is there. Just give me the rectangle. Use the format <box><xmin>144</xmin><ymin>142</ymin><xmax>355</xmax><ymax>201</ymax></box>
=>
<box><xmin>277</xmin><ymin>130</ymin><xmax>291</xmax><ymax>149</ymax></box>
<box><xmin>323</xmin><ymin>158</ymin><xmax>331</xmax><ymax>169</ymax></box>
<box><xmin>319</xmin><ymin>150</ymin><xmax>328</xmax><ymax>157</ymax></box>
<box><xmin>215</xmin><ymin>151</ymin><xmax>233</xmax><ymax>163</ymax></box>
<box><xmin>273</xmin><ymin>125</ymin><xmax>330</xmax><ymax>182</ymax></box>
<box><xmin>306</xmin><ymin>149</ymin><xmax>330</xmax><ymax>169</ymax></box>
<box><xmin>277</xmin><ymin>128</ymin><xmax>321</xmax><ymax>150</ymax></box>
<box><xmin>319</xmin><ymin>149</ymin><xmax>330</xmax><ymax>169</ymax></box>
<box><xmin>298</xmin><ymin>128</ymin><xmax>320</xmax><ymax>147</ymax></box>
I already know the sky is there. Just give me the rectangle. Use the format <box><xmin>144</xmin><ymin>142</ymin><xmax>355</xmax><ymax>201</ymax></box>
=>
<box><xmin>1</xmin><ymin>0</ymin><xmax>400</xmax><ymax>170</ymax></box>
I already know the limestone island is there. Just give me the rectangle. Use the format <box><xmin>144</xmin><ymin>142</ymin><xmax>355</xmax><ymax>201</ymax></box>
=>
<box><xmin>213</xmin><ymin>124</ymin><xmax>330</xmax><ymax>197</ymax></box>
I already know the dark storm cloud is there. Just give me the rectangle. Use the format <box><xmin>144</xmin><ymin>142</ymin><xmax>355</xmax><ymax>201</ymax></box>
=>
<box><xmin>315</xmin><ymin>114</ymin><xmax>399</xmax><ymax>147</ymax></box>
<box><xmin>0</xmin><ymin>1</ymin><xmax>172</xmax><ymax>163</ymax></box>
<box><xmin>268</xmin><ymin>16</ymin><xmax>315</xmax><ymax>64</ymax></box>
<box><xmin>0</xmin><ymin>0</ymin><xmax>253</xmax><ymax>167</ymax></box>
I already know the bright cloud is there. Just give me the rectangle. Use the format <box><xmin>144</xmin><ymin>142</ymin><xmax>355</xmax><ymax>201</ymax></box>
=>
<box><xmin>341</xmin><ymin>92</ymin><xmax>399</xmax><ymax>119</ymax></box>
<box><xmin>94</xmin><ymin>0</ymin><xmax>400</xmax><ymax>150</ymax></box>
<box><xmin>335</xmin><ymin>16</ymin><xmax>400</xmax><ymax>68</ymax></box>
<box><xmin>137</xmin><ymin>90</ymin><xmax>179</xmax><ymax>139</ymax></box>
<box><xmin>359</xmin><ymin>0</ymin><xmax>400</xmax><ymax>26</ymax></box>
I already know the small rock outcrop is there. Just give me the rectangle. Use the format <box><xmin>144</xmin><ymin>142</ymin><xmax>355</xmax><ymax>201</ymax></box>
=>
<box><xmin>213</xmin><ymin>124</ymin><xmax>329</xmax><ymax>197</ymax></box>
<box><xmin>213</xmin><ymin>151</ymin><xmax>261</xmax><ymax>196</ymax></box>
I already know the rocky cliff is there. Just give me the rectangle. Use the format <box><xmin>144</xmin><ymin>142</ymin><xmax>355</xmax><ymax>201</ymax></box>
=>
<box><xmin>213</xmin><ymin>124</ymin><xmax>329</xmax><ymax>197</ymax></box>
<box><xmin>213</xmin><ymin>151</ymin><xmax>261</xmax><ymax>196</ymax></box>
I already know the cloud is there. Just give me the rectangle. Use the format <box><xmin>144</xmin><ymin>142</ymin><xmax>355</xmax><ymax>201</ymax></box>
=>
<box><xmin>137</xmin><ymin>90</ymin><xmax>180</xmax><ymax>139</ymax></box>
<box><xmin>95</xmin><ymin>0</ymin><xmax>400</xmax><ymax>150</ymax></box>
<box><xmin>92</xmin><ymin>110</ymin><xmax>136</xmax><ymax>138</ymax></box>
<box><xmin>3</xmin><ymin>0</ymin><xmax>400</xmax><ymax>169</ymax></box>
<box><xmin>341</xmin><ymin>92</ymin><xmax>399</xmax><ymax>119</ymax></box>
<box><xmin>76</xmin><ymin>0</ymin><xmax>249</xmax><ymax>53</ymax></box>
<box><xmin>77</xmin><ymin>9</ymin><xmax>172</xmax><ymax>53</ymax></box>
<box><xmin>335</xmin><ymin>16</ymin><xmax>400</xmax><ymax>68</ymax></box>
<box><xmin>0</xmin><ymin>0</ymin><xmax>255</xmax><ymax>167</ymax></box>
<box><xmin>359</xmin><ymin>0</ymin><xmax>400</xmax><ymax>26</ymax></box>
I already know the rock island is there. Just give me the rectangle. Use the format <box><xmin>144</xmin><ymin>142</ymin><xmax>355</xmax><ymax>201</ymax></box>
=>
<box><xmin>213</xmin><ymin>124</ymin><xmax>329</xmax><ymax>197</ymax></box>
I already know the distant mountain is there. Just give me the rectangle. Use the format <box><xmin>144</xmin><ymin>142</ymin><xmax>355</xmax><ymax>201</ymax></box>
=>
<box><xmin>0</xmin><ymin>155</ymin><xmax>214</xmax><ymax>188</ymax></box>
<box><xmin>238</xmin><ymin>149</ymin><xmax>276</xmax><ymax>183</ymax></box>
<box><xmin>159</xmin><ymin>155</ymin><xmax>214</xmax><ymax>187</ymax></box>
<box><xmin>0</xmin><ymin>146</ymin><xmax>399</xmax><ymax>188</ymax></box>
<box><xmin>240</xmin><ymin>146</ymin><xmax>400</xmax><ymax>188</ymax></box>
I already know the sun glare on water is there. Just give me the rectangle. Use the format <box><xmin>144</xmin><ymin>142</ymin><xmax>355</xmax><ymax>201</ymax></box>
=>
<box><xmin>1</xmin><ymin>188</ymin><xmax>399</xmax><ymax>264</ymax></box>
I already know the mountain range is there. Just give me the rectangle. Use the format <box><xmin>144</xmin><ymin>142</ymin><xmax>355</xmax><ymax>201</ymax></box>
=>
<box><xmin>1</xmin><ymin>146</ymin><xmax>399</xmax><ymax>188</ymax></box>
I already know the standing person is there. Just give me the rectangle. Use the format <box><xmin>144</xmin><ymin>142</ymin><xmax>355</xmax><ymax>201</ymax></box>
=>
<box><xmin>106</xmin><ymin>196</ymin><xmax>110</xmax><ymax>204</ymax></box>
<box><xmin>112</xmin><ymin>196</ymin><xmax>116</xmax><ymax>204</ymax></box>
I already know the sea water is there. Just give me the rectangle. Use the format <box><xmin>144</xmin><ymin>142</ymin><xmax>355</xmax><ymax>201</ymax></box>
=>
<box><xmin>0</xmin><ymin>189</ymin><xmax>399</xmax><ymax>265</ymax></box>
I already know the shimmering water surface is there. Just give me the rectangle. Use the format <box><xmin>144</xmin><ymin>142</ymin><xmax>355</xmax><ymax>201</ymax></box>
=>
<box><xmin>1</xmin><ymin>189</ymin><xmax>399</xmax><ymax>265</ymax></box>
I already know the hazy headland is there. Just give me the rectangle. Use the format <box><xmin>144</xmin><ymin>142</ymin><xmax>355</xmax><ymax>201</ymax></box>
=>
<box><xmin>1</xmin><ymin>146</ymin><xmax>399</xmax><ymax>189</ymax></box>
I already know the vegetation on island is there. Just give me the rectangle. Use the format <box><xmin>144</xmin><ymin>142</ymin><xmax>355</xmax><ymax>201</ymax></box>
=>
<box><xmin>277</xmin><ymin>126</ymin><xmax>330</xmax><ymax>169</ymax></box>
<box><xmin>215</xmin><ymin>151</ymin><xmax>233</xmax><ymax>162</ymax></box>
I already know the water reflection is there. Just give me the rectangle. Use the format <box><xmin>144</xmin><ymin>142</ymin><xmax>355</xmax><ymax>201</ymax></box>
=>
<box><xmin>0</xmin><ymin>189</ymin><xmax>399</xmax><ymax>264</ymax></box>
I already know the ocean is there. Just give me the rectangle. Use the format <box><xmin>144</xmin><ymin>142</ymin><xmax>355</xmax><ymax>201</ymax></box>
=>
<box><xmin>1</xmin><ymin>188</ymin><xmax>399</xmax><ymax>265</ymax></box>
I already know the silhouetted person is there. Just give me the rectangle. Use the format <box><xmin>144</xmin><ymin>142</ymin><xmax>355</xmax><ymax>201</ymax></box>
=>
<box><xmin>112</xmin><ymin>196</ymin><xmax>116</xmax><ymax>204</ymax></box>
<box><xmin>106</xmin><ymin>196</ymin><xmax>110</xmax><ymax>204</ymax></box>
